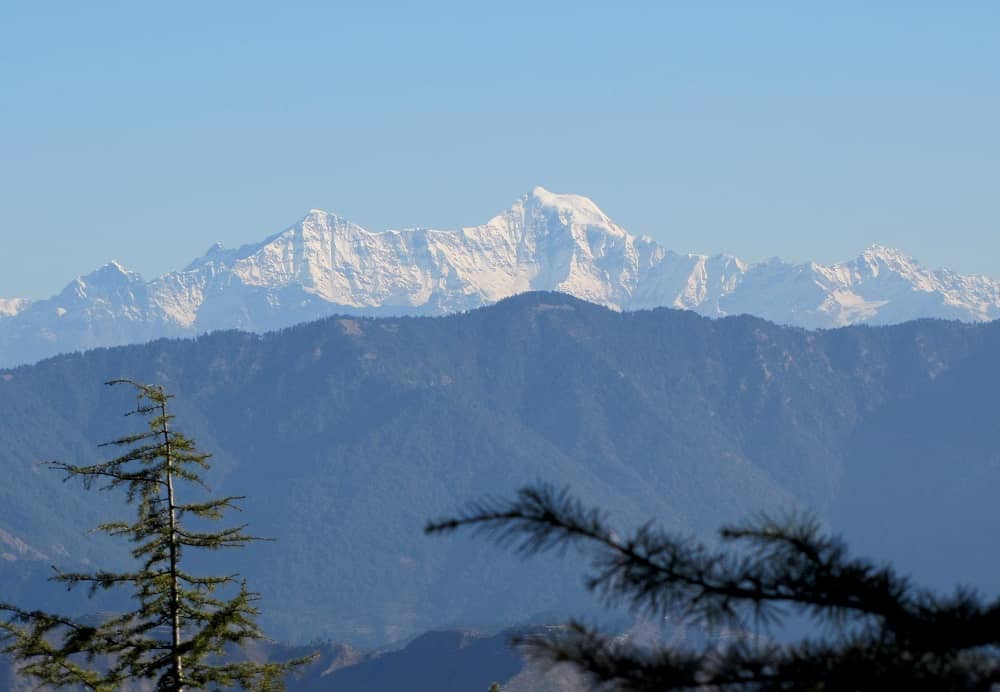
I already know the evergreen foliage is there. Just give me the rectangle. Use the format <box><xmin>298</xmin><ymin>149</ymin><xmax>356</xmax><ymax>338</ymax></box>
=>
<box><xmin>0</xmin><ymin>379</ymin><xmax>309</xmax><ymax>691</ymax></box>
<box><xmin>427</xmin><ymin>484</ymin><xmax>1000</xmax><ymax>691</ymax></box>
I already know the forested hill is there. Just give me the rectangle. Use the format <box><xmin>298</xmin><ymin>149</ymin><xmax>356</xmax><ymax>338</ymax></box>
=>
<box><xmin>2</xmin><ymin>292</ymin><xmax>999</xmax><ymax>644</ymax></box>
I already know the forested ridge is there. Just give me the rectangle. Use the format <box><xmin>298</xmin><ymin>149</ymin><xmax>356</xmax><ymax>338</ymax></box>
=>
<box><xmin>2</xmin><ymin>292</ymin><xmax>999</xmax><ymax>644</ymax></box>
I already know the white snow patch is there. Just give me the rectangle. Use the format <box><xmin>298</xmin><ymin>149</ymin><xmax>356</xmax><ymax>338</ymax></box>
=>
<box><xmin>0</xmin><ymin>298</ymin><xmax>28</xmax><ymax>317</ymax></box>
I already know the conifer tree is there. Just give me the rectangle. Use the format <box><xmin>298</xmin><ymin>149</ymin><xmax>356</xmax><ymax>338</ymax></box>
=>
<box><xmin>0</xmin><ymin>379</ymin><xmax>309</xmax><ymax>691</ymax></box>
<box><xmin>428</xmin><ymin>484</ymin><xmax>1000</xmax><ymax>691</ymax></box>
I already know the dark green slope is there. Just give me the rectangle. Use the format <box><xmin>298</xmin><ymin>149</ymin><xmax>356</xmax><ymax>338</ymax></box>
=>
<box><xmin>0</xmin><ymin>292</ymin><xmax>996</xmax><ymax>643</ymax></box>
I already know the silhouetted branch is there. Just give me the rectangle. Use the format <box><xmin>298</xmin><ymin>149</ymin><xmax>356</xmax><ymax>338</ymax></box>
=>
<box><xmin>428</xmin><ymin>483</ymin><xmax>1000</xmax><ymax>690</ymax></box>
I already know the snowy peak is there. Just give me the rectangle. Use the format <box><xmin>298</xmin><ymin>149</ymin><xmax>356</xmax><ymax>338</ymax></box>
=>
<box><xmin>1</xmin><ymin>187</ymin><xmax>999</xmax><ymax>368</ymax></box>
<box><xmin>475</xmin><ymin>187</ymin><xmax>629</xmax><ymax>247</ymax></box>
<box><xmin>478</xmin><ymin>188</ymin><xmax>652</xmax><ymax>306</ymax></box>
<box><xmin>860</xmin><ymin>243</ymin><xmax>910</xmax><ymax>261</ymax></box>
<box><xmin>66</xmin><ymin>261</ymin><xmax>143</xmax><ymax>295</ymax></box>
<box><xmin>45</xmin><ymin>261</ymin><xmax>150</xmax><ymax>323</ymax></box>
<box><xmin>850</xmin><ymin>244</ymin><xmax>920</xmax><ymax>278</ymax></box>
<box><xmin>519</xmin><ymin>186</ymin><xmax>629</xmax><ymax>242</ymax></box>
<box><xmin>92</xmin><ymin>260</ymin><xmax>140</xmax><ymax>281</ymax></box>
<box><xmin>228</xmin><ymin>209</ymin><xmax>377</xmax><ymax>301</ymax></box>
<box><xmin>527</xmin><ymin>186</ymin><xmax>618</xmax><ymax>228</ymax></box>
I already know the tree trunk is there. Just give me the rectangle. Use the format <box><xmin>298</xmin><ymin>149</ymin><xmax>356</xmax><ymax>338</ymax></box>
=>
<box><xmin>161</xmin><ymin>399</ymin><xmax>184</xmax><ymax>692</ymax></box>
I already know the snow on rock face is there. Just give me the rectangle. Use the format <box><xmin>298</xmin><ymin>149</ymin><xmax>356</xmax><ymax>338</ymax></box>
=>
<box><xmin>2</xmin><ymin>187</ymin><xmax>1000</xmax><ymax>367</ymax></box>
<box><xmin>164</xmin><ymin>187</ymin><xmax>658</xmax><ymax>318</ymax></box>
<box><xmin>0</xmin><ymin>298</ymin><xmax>28</xmax><ymax>318</ymax></box>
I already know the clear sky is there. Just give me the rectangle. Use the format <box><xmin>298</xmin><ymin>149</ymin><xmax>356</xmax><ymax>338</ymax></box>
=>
<box><xmin>1</xmin><ymin>1</ymin><xmax>998</xmax><ymax>299</ymax></box>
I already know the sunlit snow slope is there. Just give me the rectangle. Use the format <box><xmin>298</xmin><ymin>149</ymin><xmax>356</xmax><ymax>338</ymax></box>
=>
<box><xmin>2</xmin><ymin>187</ymin><xmax>998</xmax><ymax>367</ymax></box>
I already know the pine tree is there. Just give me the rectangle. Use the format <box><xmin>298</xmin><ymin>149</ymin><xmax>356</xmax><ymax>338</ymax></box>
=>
<box><xmin>0</xmin><ymin>379</ymin><xmax>310</xmax><ymax>691</ymax></box>
<box><xmin>427</xmin><ymin>484</ymin><xmax>1000</xmax><ymax>691</ymax></box>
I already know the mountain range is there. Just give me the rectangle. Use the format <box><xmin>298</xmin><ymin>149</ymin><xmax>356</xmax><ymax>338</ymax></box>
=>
<box><xmin>3</xmin><ymin>293</ymin><xmax>999</xmax><ymax>645</ymax></box>
<box><xmin>2</xmin><ymin>187</ymin><xmax>999</xmax><ymax>367</ymax></box>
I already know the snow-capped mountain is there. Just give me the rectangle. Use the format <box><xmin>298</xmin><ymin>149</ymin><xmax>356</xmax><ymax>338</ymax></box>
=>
<box><xmin>2</xmin><ymin>187</ymin><xmax>998</xmax><ymax>367</ymax></box>
<box><xmin>711</xmin><ymin>245</ymin><xmax>1000</xmax><ymax>328</ymax></box>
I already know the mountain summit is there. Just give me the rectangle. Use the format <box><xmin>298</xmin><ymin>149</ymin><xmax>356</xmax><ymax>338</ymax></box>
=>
<box><xmin>2</xmin><ymin>187</ymin><xmax>999</xmax><ymax>367</ymax></box>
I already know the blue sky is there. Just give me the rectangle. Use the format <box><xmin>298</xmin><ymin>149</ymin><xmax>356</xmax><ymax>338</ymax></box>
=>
<box><xmin>1</xmin><ymin>1</ymin><xmax>998</xmax><ymax>299</ymax></box>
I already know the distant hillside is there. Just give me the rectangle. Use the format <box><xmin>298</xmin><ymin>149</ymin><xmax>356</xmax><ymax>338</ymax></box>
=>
<box><xmin>2</xmin><ymin>293</ymin><xmax>999</xmax><ymax>644</ymax></box>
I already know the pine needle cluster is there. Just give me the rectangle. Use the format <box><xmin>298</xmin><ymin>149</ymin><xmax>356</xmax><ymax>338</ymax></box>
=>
<box><xmin>427</xmin><ymin>484</ymin><xmax>1000</xmax><ymax>691</ymax></box>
